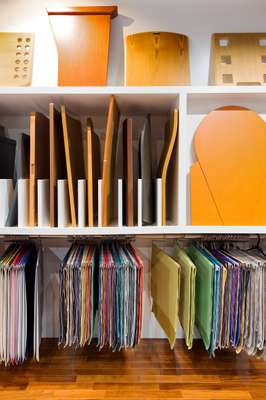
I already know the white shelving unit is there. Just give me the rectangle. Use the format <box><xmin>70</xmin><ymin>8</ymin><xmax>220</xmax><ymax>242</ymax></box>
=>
<box><xmin>1</xmin><ymin>85</ymin><xmax>266</xmax><ymax>237</ymax></box>
<box><xmin>1</xmin><ymin>85</ymin><xmax>264</xmax><ymax>340</ymax></box>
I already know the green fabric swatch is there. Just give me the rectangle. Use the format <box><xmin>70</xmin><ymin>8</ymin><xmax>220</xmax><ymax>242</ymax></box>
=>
<box><xmin>187</xmin><ymin>245</ymin><xmax>214</xmax><ymax>350</ymax></box>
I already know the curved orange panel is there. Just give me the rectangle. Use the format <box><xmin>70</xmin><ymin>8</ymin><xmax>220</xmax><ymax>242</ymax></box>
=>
<box><xmin>193</xmin><ymin>107</ymin><xmax>266</xmax><ymax>225</ymax></box>
<box><xmin>190</xmin><ymin>162</ymin><xmax>222</xmax><ymax>225</ymax></box>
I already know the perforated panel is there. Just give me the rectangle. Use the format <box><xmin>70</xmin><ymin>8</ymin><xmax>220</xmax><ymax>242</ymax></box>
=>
<box><xmin>210</xmin><ymin>33</ymin><xmax>266</xmax><ymax>86</ymax></box>
<box><xmin>0</xmin><ymin>32</ymin><xmax>34</xmax><ymax>86</ymax></box>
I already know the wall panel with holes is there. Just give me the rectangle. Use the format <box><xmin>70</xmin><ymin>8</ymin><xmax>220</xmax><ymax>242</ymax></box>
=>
<box><xmin>210</xmin><ymin>33</ymin><xmax>266</xmax><ymax>85</ymax></box>
<box><xmin>0</xmin><ymin>33</ymin><xmax>33</xmax><ymax>86</ymax></box>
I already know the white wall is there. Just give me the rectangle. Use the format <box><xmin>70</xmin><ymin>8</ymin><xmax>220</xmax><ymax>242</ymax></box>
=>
<box><xmin>0</xmin><ymin>0</ymin><xmax>266</xmax><ymax>85</ymax></box>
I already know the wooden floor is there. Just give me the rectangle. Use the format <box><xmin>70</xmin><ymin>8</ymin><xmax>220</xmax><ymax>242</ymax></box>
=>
<box><xmin>0</xmin><ymin>339</ymin><xmax>265</xmax><ymax>399</ymax></box>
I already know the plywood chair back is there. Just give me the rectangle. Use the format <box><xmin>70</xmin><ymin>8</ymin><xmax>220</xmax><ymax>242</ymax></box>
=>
<box><xmin>0</xmin><ymin>32</ymin><xmax>34</xmax><ymax>86</ymax></box>
<box><xmin>210</xmin><ymin>33</ymin><xmax>266</xmax><ymax>85</ymax></box>
<box><xmin>47</xmin><ymin>6</ymin><xmax>118</xmax><ymax>86</ymax></box>
<box><xmin>49</xmin><ymin>104</ymin><xmax>67</xmax><ymax>227</ymax></box>
<box><xmin>190</xmin><ymin>106</ymin><xmax>266</xmax><ymax>225</ymax></box>
<box><xmin>125</xmin><ymin>32</ymin><xmax>190</xmax><ymax>86</ymax></box>
<box><xmin>157</xmin><ymin>109</ymin><xmax>178</xmax><ymax>225</ymax></box>
<box><xmin>122</xmin><ymin>118</ymin><xmax>134</xmax><ymax>226</ymax></box>
<box><xmin>87</xmin><ymin>118</ymin><xmax>101</xmax><ymax>227</ymax></box>
<box><xmin>102</xmin><ymin>95</ymin><xmax>120</xmax><ymax>226</ymax></box>
<box><xmin>61</xmin><ymin>105</ymin><xmax>85</xmax><ymax>226</ymax></box>
<box><xmin>29</xmin><ymin>112</ymin><xmax>49</xmax><ymax>226</ymax></box>
<box><xmin>139</xmin><ymin>115</ymin><xmax>154</xmax><ymax>225</ymax></box>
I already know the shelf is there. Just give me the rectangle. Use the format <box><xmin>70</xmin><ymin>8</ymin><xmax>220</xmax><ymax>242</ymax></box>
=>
<box><xmin>1</xmin><ymin>85</ymin><xmax>265</xmax><ymax>115</ymax></box>
<box><xmin>0</xmin><ymin>87</ymin><xmax>179</xmax><ymax>116</ymax></box>
<box><xmin>0</xmin><ymin>86</ymin><xmax>266</xmax><ymax>115</ymax></box>
<box><xmin>0</xmin><ymin>226</ymin><xmax>265</xmax><ymax>237</ymax></box>
<box><xmin>1</xmin><ymin>85</ymin><xmax>266</xmax><ymax>94</ymax></box>
<box><xmin>187</xmin><ymin>91</ymin><xmax>266</xmax><ymax>114</ymax></box>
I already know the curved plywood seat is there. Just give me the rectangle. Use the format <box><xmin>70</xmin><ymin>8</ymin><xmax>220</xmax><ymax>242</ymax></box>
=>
<box><xmin>190</xmin><ymin>106</ymin><xmax>266</xmax><ymax>225</ymax></box>
<box><xmin>125</xmin><ymin>32</ymin><xmax>190</xmax><ymax>86</ymax></box>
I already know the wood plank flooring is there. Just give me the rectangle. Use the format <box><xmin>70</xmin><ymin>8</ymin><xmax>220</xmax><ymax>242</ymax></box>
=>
<box><xmin>0</xmin><ymin>339</ymin><xmax>265</xmax><ymax>399</ymax></box>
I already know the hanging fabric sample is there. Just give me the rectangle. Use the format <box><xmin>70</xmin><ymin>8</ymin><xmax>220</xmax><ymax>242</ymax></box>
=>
<box><xmin>186</xmin><ymin>245</ymin><xmax>214</xmax><ymax>351</ymax></box>
<box><xmin>174</xmin><ymin>244</ymin><xmax>196</xmax><ymax>350</ymax></box>
<box><xmin>98</xmin><ymin>242</ymin><xmax>143</xmax><ymax>350</ymax></box>
<box><xmin>185</xmin><ymin>242</ymin><xmax>266</xmax><ymax>358</ymax></box>
<box><xmin>197</xmin><ymin>246</ymin><xmax>223</xmax><ymax>356</ymax></box>
<box><xmin>59</xmin><ymin>241</ymin><xmax>143</xmax><ymax>350</ymax></box>
<box><xmin>212</xmin><ymin>247</ymin><xmax>266</xmax><ymax>357</ymax></box>
<box><xmin>0</xmin><ymin>242</ymin><xmax>40</xmax><ymax>366</ymax></box>
<box><xmin>59</xmin><ymin>243</ymin><xmax>96</xmax><ymax>347</ymax></box>
<box><xmin>151</xmin><ymin>244</ymin><xmax>180</xmax><ymax>349</ymax></box>
<box><xmin>33</xmin><ymin>245</ymin><xmax>43</xmax><ymax>361</ymax></box>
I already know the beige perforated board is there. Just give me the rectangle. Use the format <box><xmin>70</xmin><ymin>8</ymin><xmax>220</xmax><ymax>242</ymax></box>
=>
<box><xmin>0</xmin><ymin>32</ymin><xmax>34</xmax><ymax>86</ymax></box>
<box><xmin>210</xmin><ymin>33</ymin><xmax>266</xmax><ymax>86</ymax></box>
